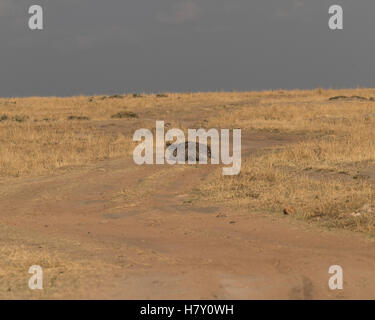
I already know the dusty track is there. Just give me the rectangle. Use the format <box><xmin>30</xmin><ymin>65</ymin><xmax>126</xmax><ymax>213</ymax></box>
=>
<box><xmin>0</xmin><ymin>126</ymin><xmax>374</xmax><ymax>299</ymax></box>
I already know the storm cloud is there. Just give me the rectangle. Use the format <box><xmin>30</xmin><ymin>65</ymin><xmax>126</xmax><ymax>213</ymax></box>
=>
<box><xmin>0</xmin><ymin>0</ymin><xmax>374</xmax><ymax>97</ymax></box>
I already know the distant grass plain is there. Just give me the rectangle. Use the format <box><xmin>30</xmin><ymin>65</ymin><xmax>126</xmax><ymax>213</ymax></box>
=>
<box><xmin>1</xmin><ymin>88</ymin><xmax>375</xmax><ymax>235</ymax></box>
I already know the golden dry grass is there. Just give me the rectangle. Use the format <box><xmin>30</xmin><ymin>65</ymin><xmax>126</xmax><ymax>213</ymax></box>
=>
<box><xmin>0</xmin><ymin>92</ymin><xmax>248</xmax><ymax>177</ymax></box>
<box><xmin>0</xmin><ymin>225</ymin><xmax>121</xmax><ymax>299</ymax></box>
<box><xmin>200</xmin><ymin>88</ymin><xmax>375</xmax><ymax>235</ymax></box>
<box><xmin>0</xmin><ymin>122</ymin><xmax>132</xmax><ymax>177</ymax></box>
<box><xmin>0</xmin><ymin>96</ymin><xmax>135</xmax><ymax>177</ymax></box>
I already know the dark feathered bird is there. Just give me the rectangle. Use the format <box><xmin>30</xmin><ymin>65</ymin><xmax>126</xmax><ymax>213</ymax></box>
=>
<box><xmin>166</xmin><ymin>141</ymin><xmax>211</xmax><ymax>161</ymax></box>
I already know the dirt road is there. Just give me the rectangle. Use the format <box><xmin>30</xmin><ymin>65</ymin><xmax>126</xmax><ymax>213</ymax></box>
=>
<box><xmin>0</xmin><ymin>125</ymin><xmax>374</xmax><ymax>299</ymax></box>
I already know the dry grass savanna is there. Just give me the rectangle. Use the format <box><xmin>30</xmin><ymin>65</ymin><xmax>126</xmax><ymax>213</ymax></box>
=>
<box><xmin>2</xmin><ymin>89</ymin><xmax>375</xmax><ymax>232</ymax></box>
<box><xmin>201</xmin><ymin>89</ymin><xmax>375</xmax><ymax>234</ymax></box>
<box><xmin>1</xmin><ymin>89</ymin><xmax>375</xmax><ymax>299</ymax></box>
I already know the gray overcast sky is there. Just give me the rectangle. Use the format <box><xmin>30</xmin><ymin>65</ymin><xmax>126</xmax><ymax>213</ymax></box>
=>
<box><xmin>0</xmin><ymin>0</ymin><xmax>374</xmax><ymax>97</ymax></box>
